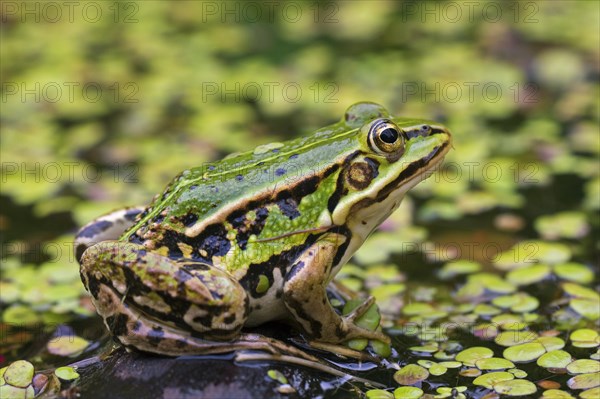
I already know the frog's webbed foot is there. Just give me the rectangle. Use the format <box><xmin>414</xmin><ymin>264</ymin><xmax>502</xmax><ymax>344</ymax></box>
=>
<box><xmin>283</xmin><ymin>234</ymin><xmax>390</xmax><ymax>346</ymax></box>
<box><xmin>341</xmin><ymin>296</ymin><xmax>390</xmax><ymax>344</ymax></box>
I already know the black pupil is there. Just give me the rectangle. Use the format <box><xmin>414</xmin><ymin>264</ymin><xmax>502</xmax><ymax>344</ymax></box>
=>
<box><xmin>380</xmin><ymin>127</ymin><xmax>398</xmax><ymax>144</ymax></box>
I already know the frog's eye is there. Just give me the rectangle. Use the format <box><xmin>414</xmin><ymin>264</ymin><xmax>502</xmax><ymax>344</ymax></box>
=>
<box><xmin>368</xmin><ymin>119</ymin><xmax>405</xmax><ymax>155</ymax></box>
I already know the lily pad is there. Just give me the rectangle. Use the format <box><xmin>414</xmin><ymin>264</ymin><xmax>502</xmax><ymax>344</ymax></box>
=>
<box><xmin>366</xmin><ymin>389</ymin><xmax>394</xmax><ymax>399</ymax></box>
<box><xmin>490</xmin><ymin>314</ymin><xmax>526</xmax><ymax>331</ymax></box>
<box><xmin>473</xmin><ymin>371</ymin><xmax>514</xmax><ymax>389</ymax></box>
<box><xmin>393</xmin><ymin>364</ymin><xmax>429</xmax><ymax>386</ymax></box>
<box><xmin>540</xmin><ymin>388</ymin><xmax>574</xmax><ymax>398</ymax></box>
<box><xmin>55</xmin><ymin>366</ymin><xmax>80</xmax><ymax>381</ymax></box>
<box><xmin>493</xmin><ymin>379</ymin><xmax>537</xmax><ymax>396</ymax></box>
<box><xmin>567</xmin><ymin>372</ymin><xmax>600</xmax><ymax>390</ymax></box>
<box><xmin>566</xmin><ymin>359</ymin><xmax>600</xmax><ymax>374</ymax></box>
<box><xmin>402</xmin><ymin>303</ymin><xmax>435</xmax><ymax>316</ymax></box>
<box><xmin>47</xmin><ymin>336</ymin><xmax>89</xmax><ymax>357</ymax></box>
<box><xmin>570</xmin><ymin>329</ymin><xmax>600</xmax><ymax>348</ymax></box>
<box><xmin>0</xmin><ymin>384</ymin><xmax>35</xmax><ymax>399</ymax></box>
<box><xmin>475</xmin><ymin>357</ymin><xmax>515</xmax><ymax>370</ymax></box>
<box><xmin>393</xmin><ymin>386</ymin><xmax>423</xmax><ymax>399</ymax></box>
<box><xmin>473</xmin><ymin>303</ymin><xmax>501</xmax><ymax>316</ymax></box>
<box><xmin>580</xmin><ymin>387</ymin><xmax>600</xmax><ymax>398</ymax></box>
<box><xmin>438</xmin><ymin>260</ymin><xmax>481</xmax><ymax>279</ymax></box>
<box><xmin>459</xmin><ymin>368</ymin><xmax>482</xmax><ymax>377</ymax></box>
<box><xmin>537</xmin><ymin>336</ymin><xmax>566</xmax><ymax>352</ymax></box>
<box><xmin>537</xmin><ymin>350</ymin><xmax>573</xmax><ymax>369</ymax></box>
<box><xmin>494</xmin><ymin>331</ymin><xmax>538</xmax><ymax>347</ymax></box>
<box><xmin>503</xmin><ymin>342</ymin><xmax>546</xmax><ymax>363</ymax></box>
<box><xmin>3</xmin><ymin>360</ymin><xmax>34</xmax><ymax>388</ymax></box>
<box><xmin>562</xmin><ymin>283</ymin><xmax>600</xmax><ymax>300</ymax></box>
<box><xmin>570</xmin><ymin>298</ymin><xmax>600</xmax><ymax>320</ymax></box>
<box><xmin>554</xmin><ymin>263</ymin><xmax>594</xmax><ymax>284</ymax></box>
<box><xmin>493</xmin><ymin>241</ymin><xmax>570</xmax><ymax>270</ymax></box>
<box><xmin>506</xmin><ymin>264</ymin><xmax>551</xmax><ymax>286</ymax></box>
<box><xmin>428</xmin><ymin>363</ymin><xmax>447</xmax><ymax>376</ymax></box>
<box><xmin>534</xmin><ymin>211</ymin><xmax>589</xmax><ymax>240</ymax></box>
<box><xmin>508</xmin><ymin>368</ymin><xmax>528</xmax><ymax>378</ymax></box>
<box><xmin>455</xmin><ymin>347</ymin><xmax>494</xmax><ymax>367</ymax></box>
<box><xmin>492</xmin><ymin>293</ymin><xmax>540</xmax><ymax>313</ymax></box>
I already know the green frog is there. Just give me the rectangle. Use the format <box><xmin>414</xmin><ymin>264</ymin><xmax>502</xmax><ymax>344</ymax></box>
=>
<box><xmin>75</xmin><ymin>102</ymin><xmax>452</xmax><ymax>357</ymax></box>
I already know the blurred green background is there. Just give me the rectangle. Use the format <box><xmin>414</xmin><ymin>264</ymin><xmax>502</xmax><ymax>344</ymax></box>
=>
<box><xmin>1</xmin><ymin>1</ymin><xmax>598</xmax><ymax>397</ymax></box>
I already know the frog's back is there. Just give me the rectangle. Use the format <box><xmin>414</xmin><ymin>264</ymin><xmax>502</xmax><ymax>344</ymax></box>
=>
<box><xmin>124</xmin><ymin>123</ymin><xmax>359</xmax><ymax>270</ymax></box>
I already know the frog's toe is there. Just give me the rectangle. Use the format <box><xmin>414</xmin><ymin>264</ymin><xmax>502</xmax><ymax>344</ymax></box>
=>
<box><xmin>344</xmin><ymin>323</ymin><xmax>391</xmax><ymax>344</ymax></box>
<box><xmin>344</xmin><ymin>296</ymin><xmax>376</xmax><ymax>323</ymax></box>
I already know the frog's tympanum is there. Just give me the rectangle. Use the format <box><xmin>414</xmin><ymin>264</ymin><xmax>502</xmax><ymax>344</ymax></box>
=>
<box><xmin>75</xmin><ymin>102</ymin><xmax>452</xmax><ymax>357</ymax></box>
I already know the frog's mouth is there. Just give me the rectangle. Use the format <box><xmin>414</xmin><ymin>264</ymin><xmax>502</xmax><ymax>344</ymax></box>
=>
<box><xmin>375</xmin><ymin>132</ymin><xmax>451</xmax><ymax>204</ymax></box>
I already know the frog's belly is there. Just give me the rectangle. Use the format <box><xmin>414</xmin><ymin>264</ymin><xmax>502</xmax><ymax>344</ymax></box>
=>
<box><xmin>245</xmin><ymin>295</ymin><xmax>288</xmax><ymax>327</ymax></box>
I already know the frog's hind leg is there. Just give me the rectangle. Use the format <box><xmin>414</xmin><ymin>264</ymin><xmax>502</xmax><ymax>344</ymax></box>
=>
<box><xmin>80</xmin><ymin>242</ymin><xmax>251</xmax><ymax>352</ymax></box>
<box><xmin>92</xmin><ymin>279</ymin><xmax>299</xmax><ymax>357</ymax></box>
<box><xmin>74</xmin><ymin>206</ymin><xmax>145</xmax><ymax>262</ymax></box>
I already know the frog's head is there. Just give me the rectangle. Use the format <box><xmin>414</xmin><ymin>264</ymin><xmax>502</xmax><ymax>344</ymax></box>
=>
<box><xmin>332</xmin><ymin>102</ymin><xmax>452</xmax><ymax>241</ymax></box>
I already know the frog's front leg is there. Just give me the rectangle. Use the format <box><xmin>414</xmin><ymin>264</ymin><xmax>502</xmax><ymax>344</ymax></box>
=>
<box><xmin>283</xmin><ymin>233</ymin><xmax>390</xmax><ymax>344</ymax></box>
<box><xmin>80</xmin><ymin>241</ymin><xmax>253</xmax><ymax>355</ymax></box>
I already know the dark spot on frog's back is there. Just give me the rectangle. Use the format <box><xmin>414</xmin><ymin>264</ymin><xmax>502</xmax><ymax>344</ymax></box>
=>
<box><xmin>277</xmin><ymin>197</ymin><xmax>300</xmax><ymax>219</ymax></box>
<box><xmin>77</xmin><ymin>220</ymin><xmax>113</xmax><ymax>238</ymax></box>
<box><xmin>147</xmin><ymin>326</ymin><xmax>165</xmax><ymax>346</ymax></box>
<box><xmin>180</xmin><ymin>213</ymin><xmax>199</xmax><ymax>227</ymax></box>
<box><xmin>124</xmin><ymin>208</ymin><xmax>142</xmax><ymax>221</ymax></box>
<box><xmin>275</xmin><ymin>168</ymin><xmax>286</xmax><ymax>176</ymax></box>
<box><xmin>198</xmin><ymin>224</ymin><xmax>231</xmax><ymax>259</ymax></box>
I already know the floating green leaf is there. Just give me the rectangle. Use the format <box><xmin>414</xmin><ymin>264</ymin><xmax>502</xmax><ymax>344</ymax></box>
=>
<box><xmin>570</xmin><ymin>329</ymin><xmax>599</xmax><ymax>348</ymax></box>
<box><xmin>506</xmin><ymin>264</ymin><xmax>551</xmax><ymax>286</ymax></box>
<box><xmin>472</xmin><ymin>371</ymin><xmax>514</xmax><ymax>389</ymax></box>
<box><xmin>393</xmin><ymin>364</ymin><xmax>429</xmax><ymax>385</ymax></box>
<box><xmin>534</xmin><ymin>211</ymin><xmax>589</xmax><ymax>240</ymax></box>
<box><xmin>2</xmin><ymin>360</ymin><xmax>34</xmax><ymax>388</ymax></box>
<box><xmin>475</xmin><ymin>357</ymin><xmax>515</xmax><ymax>370</ymax></box>
<box><xmin>567</xmin><ymin>372</ymin><xmax>600</xmax><ymax>390</ymax></box>
<box><xmin>47</xmin><ymin>336</ymin><xmax>89</xmax><ymax>357</ymax></box>
<box><xmin>438</xmin><ymin>260</ymin><xmax>481</xmax><ymax>279</ymax></box>
<box><xmin>494</xmin><ymin>331</ymin><xmax>538</xmax><ymax>347</ymax></box>
<box><xmin>393</xmin><ymin>386</ymin><xmax>423</xmax><ymax>399</ymax></box>
<box><xmin>580</xmin><ymin>387</ymin><xmax>600</xmax><ymax>398</ymax></box>
<box><xmin>537</xmin><ymin>350</ymin><xmax>573</xmax><ymax>369</ymax></box>
<box><xmin>55</xmin><ymin>366</ymin><xmax>80</xmax><ymax>381</ymax></box>
<box><xmin>541</xmin><ymin>389</ymin><xmax>575</xmax><ymax>398</ymax></box>
<box><xmin>503</xmin><ymin>342</ymin><xmax>546</xmax><ymax>363</ymax></box>
<box><xmin>536</xmin><ymin>336</ymin><xmax>565</xmax><ymax>351</ymax></box>
<box><xmin>366</xmin><ymin>389</ymin><xmax>394</xmax><ymax>399</ymax></box>
<box><xmin>566</xmin><ymin>359</ymin><xmax>600</xmax><ymax>374</ymax></box>
<box><xmin>455</xmin><ymin>347</ymin><xmax>494</xmax><ymax>366</ymax></box>
<box><xmin>493</xmin><ymin>379</ymin><xmax>537</xmax><ymax>396</ymax></box>
<box><xmin>554</xmin><ymin>263</ymin><xmax>594</xmax><ymax>283</ymax></box>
